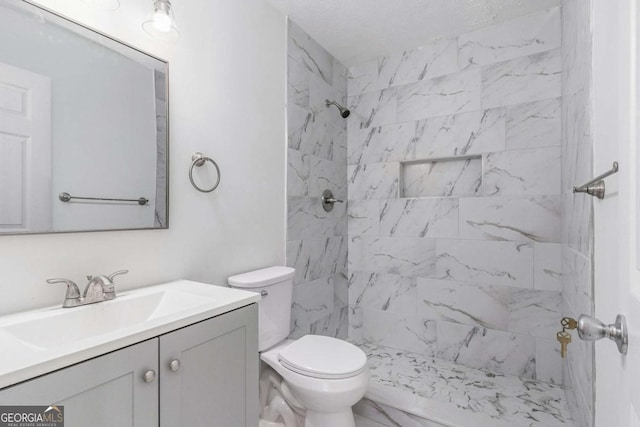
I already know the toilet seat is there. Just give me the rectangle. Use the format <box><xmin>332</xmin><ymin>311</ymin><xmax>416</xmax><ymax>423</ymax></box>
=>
<box><xmin>277</xmin><ymin>335</ymin><xmax>367</xmax><ymax>380</ymax></box>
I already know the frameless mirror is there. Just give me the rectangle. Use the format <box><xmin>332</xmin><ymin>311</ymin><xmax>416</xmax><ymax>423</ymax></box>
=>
<box><xmin>0</xmin><ymin>0</ymin><xmax>168</xmax><ymax>235</ymax></box>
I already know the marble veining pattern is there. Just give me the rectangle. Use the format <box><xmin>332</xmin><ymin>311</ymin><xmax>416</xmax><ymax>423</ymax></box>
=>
<box><xmin>362</xmin><ymin>309</ymin><xmax>437</xmax><ymax>355</ymax></box>
<box><xmin>482</xmin><ymin>49</ymin><xmax>562</xmax><ymax>108</ymax></box>
<box><xmin>436</xmin><ymin>239</ymin><xmax>534</xmax><ymax>288</ymax></box>
<box><xmin>348</xmin><ymin>163</ymin><xmax>399</xmax><ymax>200</ymax></box>
<box><xmin>286</xmin><ymin>22</ymin><xmax>349</xmax><ymax>340</ymax></box>
<box><xmin>459</xmin><ymin>7</ymin><xmax>561</xmax><ymax>69</ymax></box>
<box><xmin>459</xmin><ymin>196</ymin><xmax>562</xmax><ymax>243</ymax></box>
<box><xmin>348</xmin><ymin>122</ymin><xmax>415</xmax><ymax>165</ymax></box>
<box><xmin>288</xmin><ymin>56</ymin><xmax>310</xmax><ymax>108</ymax></box>
<box><xmin>349</xmin><ymin>272</ymin><xmax>417</xmax><ymax>314</ymax></box>
<box><xmin>309</xmin><ymin>155</ymin><xmax>347</xmax><ymax>199</ymax></box>
<box><xmin>482</xmin><ymin>147</ymin><xmax>561</xmax><ymax>196</ymax></box>
<box><xmin>287</xmin><ymin>235</ymin><xmax>347</xmax><ymax>285</ymax></box>
<box><xmin>361</xmin><ymin>236</ymin><xmax>436</xmax><ymax>276</ymax></box>
<box><xmin>348</xmin><ymin>38</ymin><xmax>459</xmax><ymax>97</ymax></box>
<box><xmin>506</xmin><ymin>97</ymin><xmax>562</xmax><ymax>150</ymax></box>
<box><xmin>309</xmin><ymin>72</ymin><xmax>345</xmax><ymax>116</ymax></box>
<box><xmin>436</xmin><ymin>320</ymin><xmax>536</xmax><ymax>378</ymax></box>
<box><xmin>536</xmin><ymin>337</ymin><xmax>563</xmax><ymax>385</ymax></box>
<box><xmin>417</xmin><ymin>278</ymin><xmax>510</xmax><ymax>330</ymax></box>
<box><xmin>349</xmin><ymin>305</ymin><xmax>364</xmax><ymax>344</ymax></box>
<box><xmin>354</xmin><ymin>400</ymin><xmax>446</xmax><ymax>427</ymax></box>
<box><xmin>413</xmin><ymin>108</ymin><xmax>506</xmax><ymax>158</ymax></box>
<box><xmin>534</xmin><ymin>243</ymin><xmax>563</xmax><ymax>292</ymax></box>
<box><xmin>332</xmin><ymin>59</ymin><xmax>348</xmax><ymax>97</ymax></box>
<box><xmin>348</xmin><ymin>108</ymin><xmax>506</xmax><ymax>165</ymax></box>
<box><xmin>308</xmin><ymin>303</ymin><xmax>349</xmax><ymax>340</ymax></box>
<box><xmin>291</xmin><ymin>275</ymin><xmax>334</xmax><ymax>326</ymax></box>
<box><xmin>349</xmin><ymin>60</ymin><xmax>379</xmax><ymax>97</ymax></box>
<box><xmin>348</xmin><ymin>89</ymin><xmax>398</xmax><ymax>131</ymax></box>
<box><xmin>348</xmin><ymin>200</ymin><xmax>380</xmax><ymax>236</ymax></box>
<box><xmin>562</xmin><ymin>248</ymin><xmax>594</xmax><ymax>421</ymax></box>
<box><xmin>348</xmin><ymin>235</ymin><xmax>364</xmax><ymax>272</ymax></box>
<box><xmin>359</xmin><ymin>343</ymin><xmax>573</xmax><ymax>427</ymax></box>
<box><xmin>379</xmin><ymin>198</ymin><xmax>458</xmax><ymax>238</ymax></box>
<box><xmin>288</xmin><ymin>104</ymin><xmax>346</xmax><ymax>162</ymax></box>
<box><xmin>416</xmin><ymin>278</ymin><xmax>562</xmax><ymax>341</ymax></box>
<box><xmin>508</xmin><ymin>289</ymin><xmax>562</xmax><ymax>338</ymax></box>
<box><xmin>288</xmin><ymin>149</ymin><xmax>310</xmax><ymax>197</ymax></box>
<box><xmin>288</xmin><ymin>21</ymin><xmax>334</xmax><ymax>86</ymax></box>
<box><xmin>377</xmin><ymin>38</ymin><xmax>458</xmax><ymax>91</ymax></box>
<box><xmin>334</xmin><ymin>271</ymin><xmax>349</xmax><ymax>306</ymax></box>
<box><xmin>287</xmin><ymin>196</ymin><xmax>346</xmax><ymax>241</ymax></box>
<box><xmin>396</xmin><ymin>68</ymin><xmax>482</xmax><ymax>123</ymax></box>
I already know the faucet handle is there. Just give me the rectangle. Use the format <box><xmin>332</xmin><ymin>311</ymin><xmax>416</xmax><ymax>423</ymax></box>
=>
<box><xmin>107</xmin><ymin>270</ymin><xmax>129</xmax><ymax>281</ymax></box>
<box><xmin>46</xmin><ymin>278</ymin><xmax>81</xmax><ymax>307</ymax></box>
<box><xmin>98</xmin><ymin>270</ymin><xmax>128</xmax><ymax>301</ymax></box>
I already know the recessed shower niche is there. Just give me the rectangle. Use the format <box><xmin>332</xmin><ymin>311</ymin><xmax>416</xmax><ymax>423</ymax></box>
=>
<box><xmin>400</xmin><ymin>155</ymin><xmax>482</xmax><ymax>198</ymax></box>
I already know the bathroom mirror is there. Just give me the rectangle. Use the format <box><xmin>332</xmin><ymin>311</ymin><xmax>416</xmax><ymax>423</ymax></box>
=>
<box><xmin>0</xmin><ymin>0</ymin><xmax>168</xmax><ymax>235</ymax></box>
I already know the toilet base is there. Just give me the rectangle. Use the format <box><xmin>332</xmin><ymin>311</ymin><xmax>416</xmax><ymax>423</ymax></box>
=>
<box><xmin>304</xmin><ymin>408</ymin><xmax>355</xmax><ymax>427</ymax></box>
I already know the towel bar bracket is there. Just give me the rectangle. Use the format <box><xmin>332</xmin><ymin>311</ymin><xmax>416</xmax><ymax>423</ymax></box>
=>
<box><xmin>573</xmin><ymin>161</ymin><xmax>619</xmax><ymax>200</ymax></box>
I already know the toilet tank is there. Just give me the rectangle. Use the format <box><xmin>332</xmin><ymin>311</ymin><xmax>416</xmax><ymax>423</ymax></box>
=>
<box><xmin>228</xmin><ymin>266</ymin><xmax>294</xmax><ymax>351</ymax></box>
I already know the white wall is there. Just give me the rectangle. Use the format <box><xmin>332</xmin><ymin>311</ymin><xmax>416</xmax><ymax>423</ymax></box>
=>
<box><xmin>0</xmin><ymin>0</ymin><xmax>287</xmax><ymax>315</ymax></box>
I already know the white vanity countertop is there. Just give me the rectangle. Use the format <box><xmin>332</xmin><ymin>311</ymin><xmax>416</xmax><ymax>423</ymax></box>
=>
<box><xmin>0</xmin><ymin>280</ymin><xmax>261</xmax><ymax>389</ymax></box>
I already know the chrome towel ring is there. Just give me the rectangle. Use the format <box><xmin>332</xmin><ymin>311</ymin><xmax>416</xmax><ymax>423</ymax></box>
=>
<box><xmin>189</xmin><ymin>152</ymin><xmax>221</xmax><ymax>193</ymax></box>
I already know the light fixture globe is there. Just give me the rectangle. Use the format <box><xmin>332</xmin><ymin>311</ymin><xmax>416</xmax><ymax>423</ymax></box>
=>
<box><xmin>142</xmin><ymin>0</ymin><xmax>180</xmax><ymax>41</ymax></box>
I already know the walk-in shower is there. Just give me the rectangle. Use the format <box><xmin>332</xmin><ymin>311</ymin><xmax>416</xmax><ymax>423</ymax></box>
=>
<box><xmin>283</xmin><ymin>1</ymin><xmax>593</xmax><ymax>425</ymax></box>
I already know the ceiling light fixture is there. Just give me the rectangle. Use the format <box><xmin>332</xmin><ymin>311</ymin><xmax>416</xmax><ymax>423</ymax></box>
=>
<box><xmin>142</xmin><ymin>0</ymin><xmax>180</xmax><ymax>41</ymax></box>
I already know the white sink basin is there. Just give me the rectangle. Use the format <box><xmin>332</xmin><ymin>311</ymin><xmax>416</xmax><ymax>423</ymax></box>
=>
<box><xmin>5</xmin><ymin>288</ymin><xmax>211</xmax><ymax>350</ymax></box>
<box><xmin>0</xmin><ymin>280</ymin><xmax>261</xmax><ymax>388</ymax></box>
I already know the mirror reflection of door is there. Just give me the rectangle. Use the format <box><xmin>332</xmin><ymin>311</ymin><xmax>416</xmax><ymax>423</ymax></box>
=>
<box><xmin>0</xmin><ymin>62</ymin><xmax>51</xmax><ymax>233</ymax></box>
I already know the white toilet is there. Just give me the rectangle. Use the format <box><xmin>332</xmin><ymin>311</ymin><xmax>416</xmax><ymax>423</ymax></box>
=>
<box><xmin>228</xmin><ymin>266</ymin><xmax>369</xmax><ymax>427</ymax></box>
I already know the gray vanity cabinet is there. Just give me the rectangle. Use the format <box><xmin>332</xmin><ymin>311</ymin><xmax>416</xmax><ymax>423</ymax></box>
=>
<box><xmin>159</xmin><ymin>304</ymin><xmax>259</xmax><ymax>427</ymax></box>
<box><xmin>0</xmin><ymin>339</ymin><xmax>159</xmax><ymax>427</ymax></box>
<box><xmin>0</xmin><ymin>304</ymin><xmax>258</xmax><ymax>427</ymax></box>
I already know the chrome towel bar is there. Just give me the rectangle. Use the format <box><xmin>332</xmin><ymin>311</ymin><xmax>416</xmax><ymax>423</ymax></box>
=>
<box><xmin>58</xmin><ymin>192</ymin><xmax>149</xmax><ymax>205</ymax></box>
<box><xmin>573</xmin><ymin>161</ymin><xmax>619</xmax><ymax>200</ymax></box>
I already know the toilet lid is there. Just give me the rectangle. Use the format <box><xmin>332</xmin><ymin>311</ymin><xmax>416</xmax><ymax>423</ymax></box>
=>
<box><xmin>278</xmin><ymin>335</ymin><xmax>367</xmax><ymax>379</ymax></box>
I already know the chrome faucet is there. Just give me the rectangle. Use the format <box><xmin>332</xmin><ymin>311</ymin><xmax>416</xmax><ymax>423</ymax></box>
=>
<box><xmin>47</xmin><ymin>270</ymin><xmax>128</xmax><ymax>308</ymax></box>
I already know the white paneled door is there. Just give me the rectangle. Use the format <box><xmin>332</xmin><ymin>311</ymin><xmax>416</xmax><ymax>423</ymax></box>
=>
<box><xmin>0</xmin><ymin>61</ymin><xmax>51</xmax><ymax>233</ymax></box>
<box><xmin>593</xmin><ymin>0</ymin><xmax>640</xmax><ymax>426</ymax></box>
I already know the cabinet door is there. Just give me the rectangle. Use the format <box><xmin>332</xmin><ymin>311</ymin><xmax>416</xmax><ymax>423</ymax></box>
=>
<box><xmin>0</xmin><ymin>339</ymin><xmax>158</xmax><ymax>427</ymax></box>
<box><xmin>159</xmin><ymin>304</ymin><xmax>258</xmax><ymax>427</ymax></box>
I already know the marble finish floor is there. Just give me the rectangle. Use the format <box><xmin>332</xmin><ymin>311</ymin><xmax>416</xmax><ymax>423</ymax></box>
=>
<box><xmin>359</xmin><ymin>343</ymin><xmax>574</xmax><ymax>427</ymax></box>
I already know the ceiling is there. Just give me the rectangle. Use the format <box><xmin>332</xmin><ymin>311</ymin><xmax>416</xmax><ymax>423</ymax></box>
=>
<box><xmin>267</xmin><ymin>0</ymin><xmax>561</xmax><ymax>66</ymax></box>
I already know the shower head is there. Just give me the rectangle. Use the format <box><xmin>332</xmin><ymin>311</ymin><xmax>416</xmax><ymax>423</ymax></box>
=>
<box><xmin>325</xmin><ymin>99</ymin><xmax>350</xmax><ymax>118</ymax></box>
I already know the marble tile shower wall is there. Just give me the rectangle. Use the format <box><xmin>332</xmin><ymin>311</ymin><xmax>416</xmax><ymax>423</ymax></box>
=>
<box><xmin>286</xmin><ymin>22</ymin><xmax>349</xmax><ymax>339</ymax></box>
<box><xmin>561</xmin><ymin>0</ymin><xmax>595</xmax><ymax>426</ymax></box>
<box><xmin>346</xmin><ymin>7</ymin><xmax>565</xmax><ymax>383</ymax></box>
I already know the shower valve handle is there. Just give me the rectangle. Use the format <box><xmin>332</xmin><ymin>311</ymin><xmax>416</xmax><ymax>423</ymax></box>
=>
<box><xmin>321</xmin><ymin>189</ymin><xmax>343</xmax><ymax>212</ymax></box>
<box><xmin>324</xmin><ymin>197</ymin><xmax>343</xmax><ymax>204</ymax></box>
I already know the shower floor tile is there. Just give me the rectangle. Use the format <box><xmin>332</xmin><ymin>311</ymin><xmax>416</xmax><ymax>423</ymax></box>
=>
<box><xmin>358</xmin><ymin>343</ymin><xmax>573</xmax><ymax>427</ymax></box>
